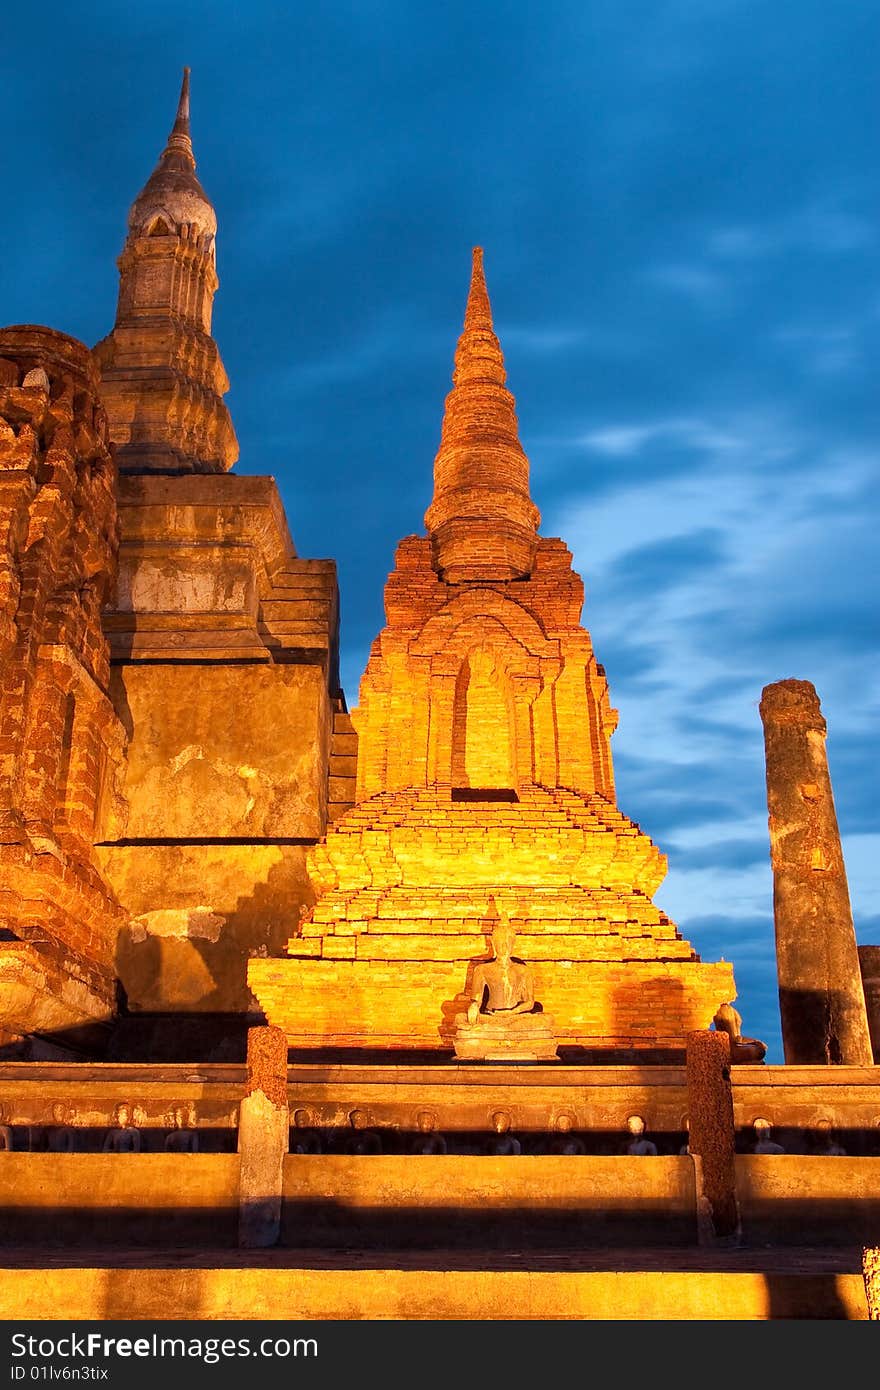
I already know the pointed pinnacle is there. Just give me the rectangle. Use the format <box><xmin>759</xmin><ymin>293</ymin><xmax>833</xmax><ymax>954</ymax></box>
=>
<box><xmin>453</xmin><ymin>246</ymin><xmax>506</xmax><ymax>388</ymax></box>
<box><xmin>173</xmin><ymin>67</ymin><xmax>191</xmax><ymax>138</ymax></box>
<box><xmin>163</xmin><ymin>67</ymin><xmax>195</xmax><ymax>166</ymax></box>
<box><xmin>424</xmin><ymin>246</ymin><xmax>540</xmax><ymax>579</ymax></box>
<box><xmin>463</xmin><ymin>247</ymin><xmax>493</xmax><ymax>332</ymax></box>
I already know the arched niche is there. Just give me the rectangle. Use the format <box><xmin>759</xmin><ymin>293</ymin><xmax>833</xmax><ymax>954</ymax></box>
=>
<box><xmin>411</xmin><ymin>592</ymin><xmax>557</xmax><ymax>663</ymax></box>
<box><xmin>146</xmin><ymin>214</ymin><xmax>175</xmax><ymax>237</ymax></box>
<box><xmin>451</xmin><ymin>646</ymin><xmax>518</xmax><ymax>792</ymax></box>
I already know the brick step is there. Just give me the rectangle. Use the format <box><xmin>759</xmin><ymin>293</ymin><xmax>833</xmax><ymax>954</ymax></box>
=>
<box><xmin>329</xmin><ymin>754</ymin><xmax>357</xmax><ymax>775</ymax></box>
<box><xmin>259</xmin><ymin>623</ymin><xmax>331</xmax><ymax>644</ymax></box>
<box><xmin>260</xmin><ymin>599</ymin><xmax>333</xmax><ymax>620</ymax></box>
<box><xmin>291</xmin><ymin>933</ymin><xmax>695</xmax><ymax>961</ymax></box>
<box><xmin>310</xmin><ymin>894</ymin><xmax>672</xmax><ymax>922</ymax></box>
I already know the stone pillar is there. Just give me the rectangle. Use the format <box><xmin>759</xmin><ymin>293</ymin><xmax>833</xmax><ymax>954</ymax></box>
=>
<box><xmin>863</xmin><ymin>1248</ymin><xmax>880</xmax><ymax>1319</ymax></box>
<box><xmin>686</xmin><ymin>1030</ymin><xmax>739</xmax><ymax>1244</ymax></box>
<box><xmin>759</xmin><ymin>680</ymin><xmax>872</xmax><ymax>1065</ymax></box>
<box><xmin>857</xmin><ymin>947</ymin><xmax>880</xmax><ymax>1064</ymax></box>
<box><xmin>237</xmin><ymin>1025</ymin><xmax>288</xmax><ymax>1248</ymax></box>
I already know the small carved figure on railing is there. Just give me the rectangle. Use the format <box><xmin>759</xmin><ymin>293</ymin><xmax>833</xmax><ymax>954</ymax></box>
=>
<box><xmin>47</xmin><ymin>1103</ymin><xmax>77</xmax><ymax>1153</ymax></box>
<box><xmin>751</xmin><ymin>1117</ymin><xmax>785</xmax><ymax>1154</ymax></box>
<box><xmin>0</xmin><ymin>1103</ymin><xmax>12</xmax><ymax>1152</ymax></box>
<box><xmin>348</xmin><ymin>1109</ymin><xmax>382</xmax><ymax>1155</ymax></box>
<box><xmin>290</xmin><ymin>1108</ymin><xmax>323</xmax><ymax>1154</ymax></box>
<box><xmin>164</xmin><ymin>1103</ymin><xmax>199</xmax><ymax>1153</ymax></box>
<box><xmin>487</xmin><ymin>1110</ymin><xmax>521</xmax><ymax>1155</ymax></box>
<box><xmin>551</xmin><ymin>1111</ymin><xmax>585</xmax><ymax>1155</ymax></box>
<box><xmin>712</xmin><ymin>1002</ymin><xmax>767</xmax><ymax>1064</ymax></box>
<box><xmin>103</xmin><ymin>1102</ymin><xmax>142</xmax><ymax>1153</ymax></box>
<box><xmin>626</xmin><ymin>1115</ymin><xmax>658</xmax><ymax>1155</ymax></box>
<box><xmin>813</xmin><ymin>1118</ymin><xmax>846</xmax><ymax>1156</ymax></box>
<box><xmin>411</xmin><ymin>1110</ymin><xmax>447</xmax><ymax>1154</ymax></box>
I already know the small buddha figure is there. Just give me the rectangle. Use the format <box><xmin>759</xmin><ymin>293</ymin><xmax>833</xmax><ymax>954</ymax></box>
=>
<box><xmin>102</xmin><ymin>1101</ymin><xmax>142</xmax><ymax>1153</ymax></box>
<box><xmin>348</xmin><ymin>1109</ymin><xmax>382</xmax><ymax>1155</ymax></box>
<box><xmin>290</xmin><ymin>1107</ymin><xmax>323</xmax><ymax>1155</ymax></box>
<box><xmin>411</xmin><ymin>1110</ymin><xmax>447</xmax><ymax>1154</ymax></box>
<box><xmin>452</xmin><ymin>915</ymin><xmax>559</xmax><ymax>1061</ymax></box>
<box><xmin>813</xmin><ymin>1118</ymin><xmax>846</xmax><ymax>1156</ymax></box>
<box><xmin>551</xmin><ymin>1111</ymin><xmax>585</xmax><ymax>1156</ymax></box>
<box><xmin>712</xmin><ymin>1002</ymin><xmax>767</xmax><ymax>1064</ymax></box>
<box><xmin>164</xmin><ymin>1103</ymin><xmax>199</xmax><ymax>1153</ymax></box>
<box><xmin>0</xmin><ymin>1103</ymin><xmax>13</xmax><ymax>1152</ymax></box>
<box><xmin>679</xmin><ymin>1118</ymin><xmax>691</xmax><ymax>1156</ymax></box>
<box><xmin>487</xmin><ymin>1110</ymin><xmax>521</xmax><ymax>1156</ymax></box>
<box><xmin>625</xmin><ymin>1115</ymin><xmax>658</xmax><ymax>1156</ymax></box>
<box><xmin>467</xmin><ymin>919</ymin><xmax>536</xmax><ymax>1023</ymax></box>
<box><xmin>751</xmin><ymin>1117</ymin><xmax>785</xmax><ymax>1154</ymax></box>
<box><xmin>46</xmin><ymin>1103</ymin><xmax>77</xmax><ymax>1153</ymax></box>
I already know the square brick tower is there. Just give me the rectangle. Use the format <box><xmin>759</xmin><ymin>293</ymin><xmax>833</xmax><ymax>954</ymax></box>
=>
<box><xmin>89</xmin><ymin>72</ymin><xmax>348</xmax><ymax>1053</ymax></box>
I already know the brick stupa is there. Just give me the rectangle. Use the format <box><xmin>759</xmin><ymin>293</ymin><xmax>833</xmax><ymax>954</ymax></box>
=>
<box><xmin>249</xmin><ymin>249</ymin><xmax>735</xmax><ymax>1055</ymax></box>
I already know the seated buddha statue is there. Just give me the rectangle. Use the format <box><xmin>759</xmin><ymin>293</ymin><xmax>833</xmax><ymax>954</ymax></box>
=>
<box><xmin>712</xmin><ymin>1001</ymin><xmax>767</xmax><ymax>1064</ymax></box>
<box><xmin>451</xmin><ymin>915</ymin><xmax>559</xmax><ymax>1062</ymax></box>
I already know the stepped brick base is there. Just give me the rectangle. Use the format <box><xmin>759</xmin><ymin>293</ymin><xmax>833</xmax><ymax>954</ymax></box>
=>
<box><xmin>249</xmin><ymin>785</ymin><xmax>734</xmax><ymax>1051</ymax></box>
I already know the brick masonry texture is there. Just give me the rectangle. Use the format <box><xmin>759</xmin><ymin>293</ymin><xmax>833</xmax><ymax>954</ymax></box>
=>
<box><xmin>0</xmin><ymin>326</ymin><xmax>127</xmax><ymax>1035</ymax></box>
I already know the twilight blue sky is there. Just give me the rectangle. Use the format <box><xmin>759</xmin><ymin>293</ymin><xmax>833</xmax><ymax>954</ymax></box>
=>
<box><xmin>3</xmin><ymin>1</ymin><xmax>878</xmax><ymax>1061</ymax></box>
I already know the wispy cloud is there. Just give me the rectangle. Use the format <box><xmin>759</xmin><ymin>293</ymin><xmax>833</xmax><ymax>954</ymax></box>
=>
<box><xmin>579</xmin><ymin>415</ymin><xmax>743</xmax><ymax>458</ymax></box>
<box><xmin>643</xmin><ymin>262</ymin><xmax>728</xmax><ymax>306</ymax></box>
<box><xmin>709</xmin><ymin>205</ymin><xmax>876</xmax><ymax>261</ymax></box>
<box><xmin>771</xmin><ymin>323</ymin><xmax>860</xmax><ymax>374</ymax></box>
<box><xmin>500</xmin><ymin>325</ymin><xmax>587</xmax><ymax>354</ymax></box>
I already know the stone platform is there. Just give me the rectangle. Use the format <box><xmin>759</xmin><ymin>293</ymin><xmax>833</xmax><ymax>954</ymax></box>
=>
<box><xmin>1</xmin><ymin>1060</ymin><xmax>879</xmax><ymax>1320</ymax></box>
<box><xmin>0</xmin><ymin>1246</ymin><xmax>868</xmax><ymax>1320</ymax></box>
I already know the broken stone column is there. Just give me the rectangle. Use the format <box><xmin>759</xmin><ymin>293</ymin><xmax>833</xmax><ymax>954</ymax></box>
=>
<box><xmin>237</xmin><ymin>1025</ymin><xmax>288</xmax><ymax>1248</ymax></box>
<box><xmin>686</xmin><ymin>1030</ymin><xmax>739</xmax><ymax>1244</ymax></box>
<box><xmin>759</xmin><ymin>680</ymin><xmax>872</xmax><ymax>1065</ymax></box>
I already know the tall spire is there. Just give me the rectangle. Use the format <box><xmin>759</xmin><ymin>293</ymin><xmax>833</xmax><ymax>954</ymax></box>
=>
<box><xmin>93</xmin><ymin>68</ymin><xmax>237</xmax><ymax>474</ymax></box>
<box><xmin>424</xmin><ymin>248</ymin><xmax>540</xmax><ymax>583</ymax></box>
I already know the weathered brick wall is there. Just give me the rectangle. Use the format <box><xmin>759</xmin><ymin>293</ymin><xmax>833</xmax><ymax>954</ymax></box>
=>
<box><xmin>0</xmin><ymin>326</ymin><xmax>128</xmax><ymax>1037</ymax></box>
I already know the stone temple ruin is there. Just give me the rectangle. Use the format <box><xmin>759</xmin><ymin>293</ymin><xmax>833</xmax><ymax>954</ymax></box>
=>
<box><xmin>0</xmin><ymin>71</ymin><xmax>879</xmax><ymax>1321</ymax></box>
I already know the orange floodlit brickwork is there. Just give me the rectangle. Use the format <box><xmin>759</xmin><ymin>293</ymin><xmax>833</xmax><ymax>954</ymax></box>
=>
<box><xmin>424</xmin><ymin>247</ymin><xmax>540</xmax><ymax>583</ymax></box>
<box><xmin>0</xmin><ymin>326</ymin><xmax>127</xmax><ymax>1040</ymax></box>
<box><xmin>249</xmin><ymin>250</ymin><xmax>736</xmax><ymax>1052</ymax></box>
